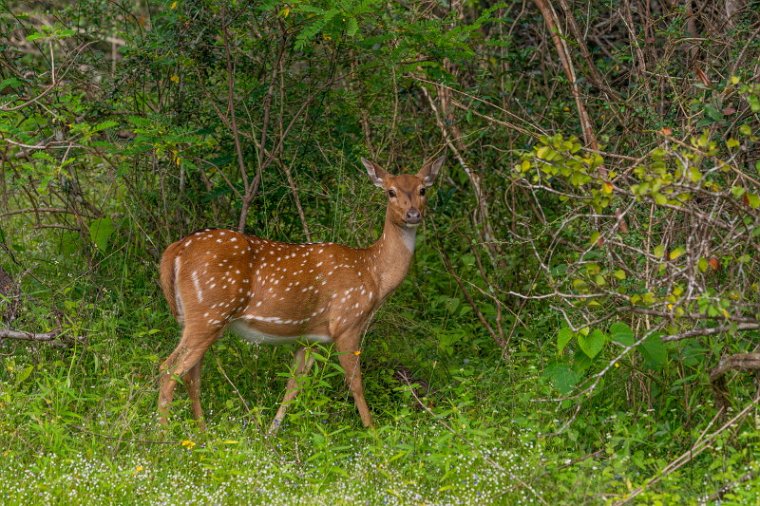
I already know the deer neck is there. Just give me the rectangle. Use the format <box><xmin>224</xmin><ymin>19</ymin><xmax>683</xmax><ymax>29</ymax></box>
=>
<box><xmin>367</xmin><ymin>210</ymin><xmax>418</xmax><ymax>299</ymax></box>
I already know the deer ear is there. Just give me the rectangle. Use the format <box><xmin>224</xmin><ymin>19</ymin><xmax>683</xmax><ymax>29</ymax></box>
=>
<box><xmin>361</xmin><ymin>158</ymin><xmax>387</xmax><ymax>188</ymax></box>
<box><xmin>417</xmin><ymin>155</ymin><xmax>445</xmax><ymax>187</ymax></box>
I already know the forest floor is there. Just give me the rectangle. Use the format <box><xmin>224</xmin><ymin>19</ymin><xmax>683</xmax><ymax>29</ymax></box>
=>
<box><xmin>1</xmin><ymin>291</ymin><xmax>758</xmax><ymax>505</ymax></box>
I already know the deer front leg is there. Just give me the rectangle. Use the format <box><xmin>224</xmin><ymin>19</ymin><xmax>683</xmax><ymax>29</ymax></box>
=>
<box><xmin>334</xmin><ymin>333</ymin><xmax>374</xmax><ymax>428</ymax></box>
<box><xmin>268</xmin><ymin>346</ymin><xmax>315</xmax><ymax>435</ymax></box>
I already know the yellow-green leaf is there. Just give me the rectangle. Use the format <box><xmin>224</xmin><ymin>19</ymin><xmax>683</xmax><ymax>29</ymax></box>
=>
<box><xmin>653</xmin><ymin>192</ymin><xmax>668</xmax><ymax>205</ymax></box>
<box><xmin>669</xmin><ymin>246</ymin><xmax>686</xmax><ymax>260</ymax></box>
<box><xmin>536</xmin><ymin>145</ymin><xmax>551</xmax><ymax>160</ymax></box>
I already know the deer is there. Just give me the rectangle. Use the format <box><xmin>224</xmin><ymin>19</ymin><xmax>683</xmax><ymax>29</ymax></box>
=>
<box><xmin>157</xmin><ymin>156</ymin><xmax>445</xmax><ymax>433</ymax></box>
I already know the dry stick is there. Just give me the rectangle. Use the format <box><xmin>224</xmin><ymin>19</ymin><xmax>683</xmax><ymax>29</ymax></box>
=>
<box><xmin>438</xmin><ymin>247</ymin><xmax>506</xmax><ymax>351</ymax></box>
<box><xmin>707</xmin><ymin>469</ymin><xmax>758</xmax><ymax>503</ymax></box>
<box><xmin>399</xmin><ymin>373</ymin><xmax>547</xmax><ymax>505</ymax></box>
<box><xmin>434</xmin><ymin>81</ymin><xmax>498</xmax><ymax>254</ymax></box>
<box><xmin>0</xmin><ymin>328</ymin><xmax>82</xmax><ymax>347</ymax></box>
<box><xmin>220</xmin><ymin>15</ymin><xmax>258</xmax><ymax>232</ymax></box>
<box><xmin>244</xmin><ymin>118</ymin><xmax>311</xmax><ymax>242</ymax></box>
<box><xmin>277</xmin><ymin>158</ymin><xmax>311</xmax><ymax>242</ymax></box>
<box><xmin>0</xmin><ymin>207</ymin><xmax>85</xmax><ymax>218</ymax></box>
<box><xmin>621</xmin><ymin>0</ymin><xmax>649</xmax><ymax>82</ymax></box>
<box><xmin>614</xmin><ymin>394</ymin><xmax>760</xmax><ymax>505</ymax></box>
<box><xmin>709</xmin><ymin>353</ymin><xmax>760</xmax><ymax>411</ymax></box>
<box><xmin>555</xmin><ymin>0</ymin><xmax>619</xmax><ymax>100</ymax></box>
<box><xmin>449</xmin><ymin>98</ymin><xmax>537</xmax><ymax>138</ymax></box>
<box><xmin>419</xmin><ymin>85</ymin><xmax>498</xmax><ymax>267</ymax></box>
<box><xmin>275</xmin><ymin>46</ymin><xmax>310</xmax><ymax>243</ymax></box>
<box><xmin>411</xmin><ymin>75</ymin><xmax>546</xmax><ymax>136</ymax></box>
<box><xmin>531</xmin><ymin>0</ymin><xmax>603</xmax><ymax>163</ymax></box>
<box><xmin>213</xmin><ymin>355</ymin><xmax>265</xmax><ymax>433</ymax></box>
<box><xmin>1</xmin><ymin>40</ymin><xmax>98</xmax><ymax>112</ymax></box>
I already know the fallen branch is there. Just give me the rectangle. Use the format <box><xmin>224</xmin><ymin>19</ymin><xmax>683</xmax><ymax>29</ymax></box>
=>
<box><xmin>710</xmin><ymin>353</ymin><xmax>760</xmax><ymax>411</ymax></box>
<box><xmin>614</xmin><ymin>393</ymin><xmax>760</xmax><ymax>505</ymax></box>
<box><xmin>706</xmin><ymin>469</ymin><xmax>758</xmax><ymax>503</ymax></box>
<box><xmin>531</xmin><ymin>0</ymin><xmax>603</xmax><ymax>168</ymax></box>
<box><xmin>0</xmin><ymin>328</ymin><xmax>83</xmax><ymax>347</ymax></box>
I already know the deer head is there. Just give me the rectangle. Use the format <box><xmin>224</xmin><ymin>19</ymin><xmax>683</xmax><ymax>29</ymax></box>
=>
<box><xmin>362</xmin><ymin>156</ymin><xmax>446</xmax><ymax>229</ymax></box>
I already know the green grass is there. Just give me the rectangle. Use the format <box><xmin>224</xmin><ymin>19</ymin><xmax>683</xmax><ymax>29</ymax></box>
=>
<box><xmin>1</xmin><ymin>252</ymin><xmax>758</xmax><ymax>505</ymax></box>
<box><xmin>2</xmin><ymin>321</ymin><xmax>759</xmax><ymax>505</ymax></box>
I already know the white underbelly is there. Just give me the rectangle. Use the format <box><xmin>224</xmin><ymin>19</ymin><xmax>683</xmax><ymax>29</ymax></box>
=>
<box><xmin>228</xmin><ymin>320</ymin><xmax>332</xmax><ymax>345</ymax></box>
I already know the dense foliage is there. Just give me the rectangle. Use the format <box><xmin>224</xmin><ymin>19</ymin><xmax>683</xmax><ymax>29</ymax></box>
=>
<box><xmin>1</xmin><ymin>0</ymin><xmax>759</xmax><ymax>503</ymax></box>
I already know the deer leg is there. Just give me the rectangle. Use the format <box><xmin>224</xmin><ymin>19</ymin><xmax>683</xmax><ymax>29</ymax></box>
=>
<box><xmin>158</xmin><ymin>325</ymin><xmax>220</xmax><ymax>425</ymax></box>
<box><xmin>184</xmin><ymin>360</ymin><xmax>206</xmax><ymax>430</ymax></box>
<box><xmin>269</xmin><ymin>346</ymin><xmax>315</xmax><ymax>435</ymax></box>
<box><xmin>335</xmin><ymin>336</ymin><xmax>374</xmax><ymax>428</ymax></box>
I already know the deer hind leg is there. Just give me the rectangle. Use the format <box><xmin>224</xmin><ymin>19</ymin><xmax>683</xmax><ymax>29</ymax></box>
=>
<box><xmin>269</xmin><ymin>346</ymin><xmax>316</xmax><ymax>435</ymax></box>
<box><xmin>184</xmin><ymin>360</ymin><xmax>206</xmax><ymax>430</ymax></box>
<box><xmin>334</xmin><ymin>334</ymin><xmax>374</xmax><ymax>428</ymax></box>
<box><xmin>158</xmin><ymin>323</ymin><xmax>221</xmax><ymax>426</ymax></box>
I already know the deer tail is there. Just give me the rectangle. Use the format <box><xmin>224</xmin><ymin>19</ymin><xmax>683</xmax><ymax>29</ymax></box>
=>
<box><xmin>159</xmin><ymin>241</ymin><xmax>184</xmax><ymax>323</ymax></box>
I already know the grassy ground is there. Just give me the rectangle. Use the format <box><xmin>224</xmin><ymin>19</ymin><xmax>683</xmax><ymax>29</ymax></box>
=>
<box><xmin>1</xmin><ymin>243</ymin><xmax>758</xmax><ymax>505</ymax></box>
<box><xmin>2</xmin><ymin>319</ymin><xmax>759</xmax><ymax>504</ymax></box>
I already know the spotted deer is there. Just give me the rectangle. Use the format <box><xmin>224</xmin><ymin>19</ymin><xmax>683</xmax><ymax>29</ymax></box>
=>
<box><xmin>158</xmin><ymin>156</ymin><xmax>445</xmax><ymax>433</ymax></box>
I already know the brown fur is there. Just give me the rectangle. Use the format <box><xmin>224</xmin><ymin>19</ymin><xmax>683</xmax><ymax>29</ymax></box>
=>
<box><xmin>159</xmin><ymin>241</ymin><xmax>183</xmax><ymax>321</ymax></box>
<box><xmin>157</xmin><ymin>156</ymin><xmax>445</xmax><ymax>432</ymax></box>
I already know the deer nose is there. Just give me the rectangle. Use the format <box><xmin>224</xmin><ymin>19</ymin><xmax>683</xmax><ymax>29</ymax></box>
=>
<box><xmin>405</xmin><ymin>208</ymin><xmax>421</xmax><ymax>224</ymax></box>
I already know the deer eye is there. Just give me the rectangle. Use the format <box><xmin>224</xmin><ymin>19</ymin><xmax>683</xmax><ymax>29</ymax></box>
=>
<box><xmin>388</xmin><ymin>189</ymin><xmax>397</xmax><ymax>198</ymax></box>
<box><xmin>419</xmin><ymin>187</ymin><xmax>426</xmax><ymax>196</ymax></box>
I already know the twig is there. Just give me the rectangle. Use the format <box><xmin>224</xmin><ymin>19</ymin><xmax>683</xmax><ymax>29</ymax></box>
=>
<box><xmin>438</xmin><ymin>246</ymin><xmax>506</xmax><ymax>351</ymax></box>
<box><xmin>710</xmin><ymin>353</ymin><xmax>760</xmax><ymax>411</ymax></box>
<box><xmin>614</xmin><ymin>394</ymin><xmax>759</xmax><ymax>504</ymax></box>
<box><xmin>531</xmin><ymin>0</ymin><xmax>603</xmax><ymax>164</ymax></box>
<box><xmin>399</xmin><ymin>370</ymin><xmax>547</xmax><ymax>504</ymax></box>
<box><xmin>0</xmin><ymin>328</ymin><xmax>83</xmax><ymax>347</ymax></box>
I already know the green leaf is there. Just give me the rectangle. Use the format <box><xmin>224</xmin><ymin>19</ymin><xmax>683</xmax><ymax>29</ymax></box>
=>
<box><xmin>0</xmin><ymin>78</ymin><xmax>22</xmax><ymax>91</ymax></box>
<box><xmin>578</xmin><ymin>329</ymin><xmax>607</xmax><ymax>358</ymax></box>
<box><xmin>93</xmin><ymin>120</ymin><xmax>119</xmax><ymax>133</ymax></box>
<box><xmin>89</xmin><ymin>217</ymin><xmax>115</xmax><ymax>251</ymax></box>
<box><xmin>543</xmin><ymin>362</ymin><xmax>579</xmax><ymax>394</ymax></box>
<box><xmin>609</xmin><ymin>322</ymin><xmax>634</xmax><ymax>346</ymax></box>
<box><xmin>669</xmin><ymin>246</ymin><xmax>686</xmax><ymax>260</ymax></box>
<box><xmin>346</xmin><ymin>16</ymin><xmax>359</xmax><ymax>37</ymax></box>
<box><xmin>573</xmin><ymin>353</ymin><xmax>593</xmax><ymax>375</ymax></box>
<box><xmin>703</xmin><ymin>104</ymin><xmax>723</xmax><ymax>122</ymax></box>
<box><xmin>557</xmin><ymin>327</ymin><xmax>574</xmax><ymax>353</ymax></box>
<box><xmin>652</xmin><ymin>192</ymin><xmax>668</xmax><ymax>205</ymax></box>
<box><xmin>15</xmin><ymin>364</ymin><xmax>34</xmax><ymax>384</ymax></box>
<box><xmin>639</xmin><ymin>333</ymin><xmax>667</xmax><ymax>370</ymax></box>
<box><xmin>654</xmin><ymin>245</ymin><xmax>665</xmax><ymax>258</ymax></box>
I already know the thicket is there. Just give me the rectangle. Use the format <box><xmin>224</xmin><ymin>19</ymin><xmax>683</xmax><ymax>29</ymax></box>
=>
<box><xmin>1</xmin><ymin>0</ymin><xmax>759</xmax><ymax>503</ymax></box>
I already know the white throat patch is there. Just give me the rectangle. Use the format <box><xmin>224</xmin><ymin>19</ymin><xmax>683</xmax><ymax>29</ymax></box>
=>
<box><xmin>400</xmin><ymin>227</ymin><xmax>417</xmax><ymax>253</ymax></box>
